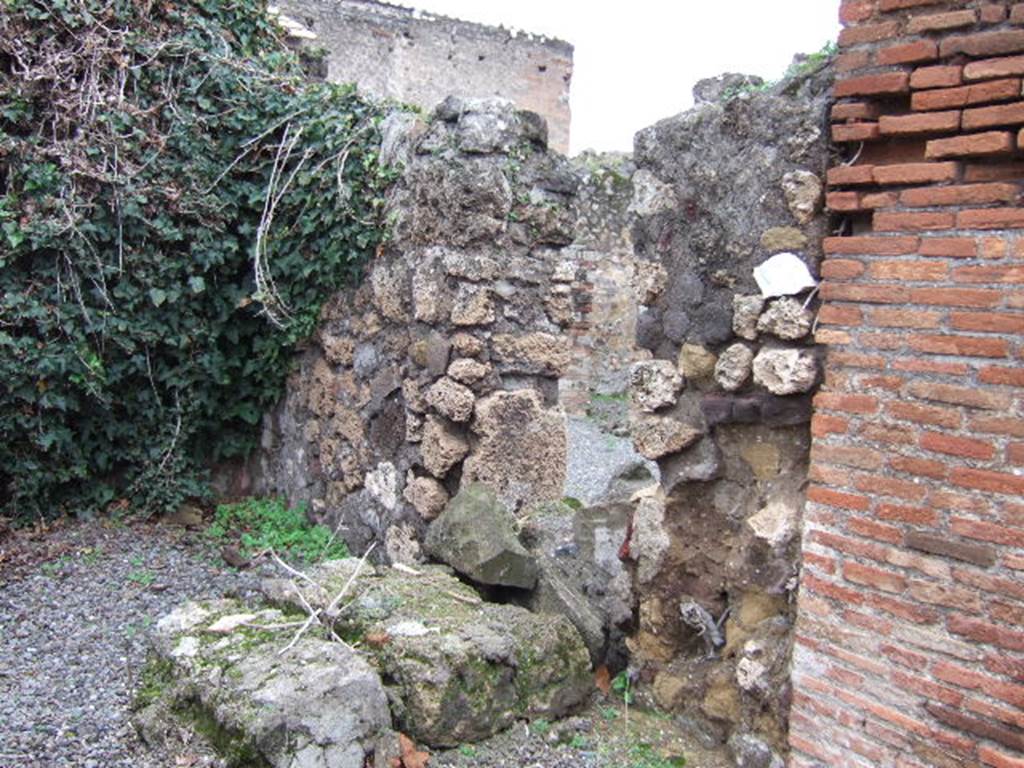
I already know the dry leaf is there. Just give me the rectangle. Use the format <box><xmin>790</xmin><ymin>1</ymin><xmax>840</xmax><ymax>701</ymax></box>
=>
<box><xmin>365</xmin><ymin>631</ymin><xmax>391</xmax><ymax>648</ymax></box>
<box><xmin>594</xmin><ymin>664</ymin><xmax>611</xmax><ymax>695</ymax></box>
<box><xmin>399</xmin><ymin>732</ymin><xmax>430</xmax><ymax>768</ymax></box>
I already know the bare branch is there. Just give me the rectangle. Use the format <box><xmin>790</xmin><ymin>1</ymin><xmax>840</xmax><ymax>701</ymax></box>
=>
<box><xmin>274</xmin><ymin>543</ymin><xmax>376</xmax><ymax>655</ymax></box>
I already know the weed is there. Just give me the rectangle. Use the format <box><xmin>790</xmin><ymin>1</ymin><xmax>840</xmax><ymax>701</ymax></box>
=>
<box><xmin>561</xmin><ymin>496</ymin><xmax>583</xmax><ymax>510</ymax></box>
<box><xmin>628</xmin><ymin>742</ymin><xmax>686</xmax><ymax>768</ymax></box>
<box><xmin>81</xmin><ymin>547</ymin><xmax>101</xmax><ymax>566</ymax></box>
<box><xmin>207</xmin><ymin>497</ymin><xmax>348</xmax><ymax>563</ymax></box>
<box><xmin>785</xmin><ymin>40</ymin><xmax>838</xmax><ymax>78</ymax></box>
<box><xmin>721</xmin><ymin>39</ymin><xmax>837</xmax><ymax>101</ymax></box>
<box><xmin>531</xmin><ymin>718</ymin><xmax>551</xmax><ymax>737</ymax></box>
<box><xmin>612</xmin><ymin>670</ymin><xmax>634</xmax><ymax>705</ymax></box>
<box><xmin>720</xmin><ymin>80</ymin><xmax>771</xmax><ymax>100</ymax></box>
<box><xmin>600</xmin><ymin>706</ymin><xmax>619</xmax><ymax>721</ymax></box>
<box><xmin>457</xmin><ymin>745</ymin><xmax>477</xmax><ymax>757</ymax></box>
<box><xmin>127</xmin><ymin>568</ymin><xmax>155</xmax><ymax>587</ymax></box>
<box><xmin>612</xmin><ymin>669</ymin><xmax>635</xmax><ymax>730</ymax></box>
<box><xmin>569</xmin><ymin>733</ymin><xmax>588</xmax><ymax>749</ymax></box>
<box><xmin>40</xmin><ymin>556</ymin><xmax>69</xmax><ymax>576</ymax></box>
<box><xmin>589</xmin><ymin>391</ymin><xmax>628</xmax><ymax>404</ymax></box>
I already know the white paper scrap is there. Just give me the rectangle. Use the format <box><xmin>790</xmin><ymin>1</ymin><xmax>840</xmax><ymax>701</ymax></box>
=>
<box><xmin>753</xmin><ymin>252</ymin><xmax>818</xmax><ymax>298</ymax></box>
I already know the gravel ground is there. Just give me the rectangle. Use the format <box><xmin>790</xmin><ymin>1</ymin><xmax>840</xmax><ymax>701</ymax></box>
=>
<box><xmin>432</xmin><ymin>706</ymin><xmax>730</xmax><ymax>768</ymax></box>
<box><xmin>0</xmin><ymin>519</ymin><xmax>729</xmax><ymax>768</ymax></box>
<box><xmin>564</xmin><ymin>416</ymin><xmax>660</xmax><ymax>506</ymax></box>
<box><xmin>0</xmin><ymin>518</ymin><xmax>265</xmax><ymax>767</ymax></box>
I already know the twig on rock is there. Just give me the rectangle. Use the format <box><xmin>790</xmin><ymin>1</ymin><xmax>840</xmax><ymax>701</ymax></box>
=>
<box><xmin>269</xmin><ymin>549</ymin><xmax>320</xmax><ymax>591</ymax></box>
<box><xmin>241</xmin><ymin>620</ymin><xmax>308</xmax><ymax>631</ymax></box>
<box><xmin>323</xmin><ymin>542</ymin><xmax>376</xmax><ymax>619</ymax></box>
<box><xmin>279</xmin><ymin>611</ymin><xmax>319</xmax><ymax>656</ymax></box>
<box><xmin>276</xmin><ymin>542</ymin><xmax>376</xmax><ymax>655</ymax></box>
<box><xmin>444</xmin><ymin>590</ymin><xmax>481</xmax><ymax>606</ymax></box>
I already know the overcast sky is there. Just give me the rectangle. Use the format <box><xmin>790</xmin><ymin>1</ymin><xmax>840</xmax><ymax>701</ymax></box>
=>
<box><xmin>407</xmin><ymin>0</ymin><xmax>841</xmax><ymax>154</ymax></box>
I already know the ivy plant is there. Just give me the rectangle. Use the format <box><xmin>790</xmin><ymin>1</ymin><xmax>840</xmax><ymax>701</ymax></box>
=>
<box><xmin>0</xmin><ymin>0</ymin><xmax>399</xmax><ymax>519</ymax></box>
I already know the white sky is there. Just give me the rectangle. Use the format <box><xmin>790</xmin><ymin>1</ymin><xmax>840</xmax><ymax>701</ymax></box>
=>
<box><xmin>407</xmin><ymin>0</ymin><xmax>841</xmax><ymax>155</ymax></box>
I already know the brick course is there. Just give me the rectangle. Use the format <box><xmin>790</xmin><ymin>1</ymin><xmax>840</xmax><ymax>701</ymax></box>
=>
<box><xmin>798</xmin><ymin>1</ymin><xmax>1024</xmax><ymax>766</ymax></box>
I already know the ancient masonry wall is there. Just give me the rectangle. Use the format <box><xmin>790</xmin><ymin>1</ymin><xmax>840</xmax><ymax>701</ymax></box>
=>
<box><xmin>249</xmin><ymin>75</ymin><xmax>834</xmax><ymax>760</ymax></box>
<box><xmin>253</xmin><ymin>99</ymin><xmax>589</xmax><ymax>557</ymax></box>
<box><xmin>791</xmin><ymin>2</ymin><xmax>1024</xmax><ymax>767</ymax></box>
<box><xmin>623</xmin><ymin>69</ymin><xmax>833</xmax><ymax>762</ymax></box>
<box><xmin>558</xmin><ymin>152</ymin><xmax>645</xmax><ymax>415</ymax></box>
<box><xmin>275</xmin><ymin>0</ymin><xmax>573</xmax><ymax>153</ymax></box>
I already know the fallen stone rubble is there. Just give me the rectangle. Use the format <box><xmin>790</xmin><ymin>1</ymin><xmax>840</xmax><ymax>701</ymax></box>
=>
<box><xmin>135</xmin><ymin>553</ymin><xmax>591</xmax><ymax>766</ymax></box>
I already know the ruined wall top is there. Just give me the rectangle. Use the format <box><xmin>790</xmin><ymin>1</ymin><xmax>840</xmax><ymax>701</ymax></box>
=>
<box><xmin>275</xmin><ymin>0</ymin><xmax>574</xmax><ymax>153</ymax></box>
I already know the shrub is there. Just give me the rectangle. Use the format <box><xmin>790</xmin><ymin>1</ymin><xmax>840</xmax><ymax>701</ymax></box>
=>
<box><xmin>0</xmin><ymin>0</ymin><xmax>398</xmax><ymax>518</ymax></box>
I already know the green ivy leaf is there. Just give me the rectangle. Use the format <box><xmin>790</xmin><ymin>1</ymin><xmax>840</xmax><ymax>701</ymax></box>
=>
<box><xmin>148</xmin><ymin>288</ymin><xmax>167</xmax><ymax>307</ymax></box>
<box><xmin>3</xmin><ymin>222</ymin><xmax>24</xmax><ymax>249</ymax></box>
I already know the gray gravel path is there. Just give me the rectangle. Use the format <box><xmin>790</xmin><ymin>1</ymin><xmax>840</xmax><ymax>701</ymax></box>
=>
<box><xmin>564</xmin><ymin>416</ymin><xmax>660</xmax><ymax>506</ymax></box>
<box><xmin>0</xmin><ymin>520</ymin><xmax>263</xmax><ymax>767</ymax></box>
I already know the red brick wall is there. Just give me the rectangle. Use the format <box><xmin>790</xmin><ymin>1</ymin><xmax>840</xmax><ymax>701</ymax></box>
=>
<box><xmin>791</xmin><ymin>1</ymin><xmax>1024</xmax><ymax>766</ymax></box>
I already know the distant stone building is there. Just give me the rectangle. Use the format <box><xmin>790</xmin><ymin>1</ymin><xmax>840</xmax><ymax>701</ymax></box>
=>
<box><xmin>273</xmin><ymin>0</ymin><xmax>574</xmax><ymax>153</ymax></box>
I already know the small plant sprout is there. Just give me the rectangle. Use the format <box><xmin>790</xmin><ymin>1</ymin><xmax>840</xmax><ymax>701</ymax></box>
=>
<box><xmin>612</xmin><ymin>668</ymin><xmax>635</xmax><ymax>727</ymax></box>
<box><xmin>127</xmin><ymin>569</ymin><xmax>156</xmax><ymax>587</ymax></box>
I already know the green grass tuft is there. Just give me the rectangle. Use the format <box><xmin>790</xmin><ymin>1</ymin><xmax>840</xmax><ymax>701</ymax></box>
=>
<box><xmin>208</xmin><ymin>497</ymin><xmax>347</xmax><ymax>563</ymax></box>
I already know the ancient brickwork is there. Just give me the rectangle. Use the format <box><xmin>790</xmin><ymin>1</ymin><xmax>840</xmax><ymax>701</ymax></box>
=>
<box><xmin>793</xmin><ymin>2</ymin><xmax>1024</xmax><ymax>767</ymax></box>
<box><xmin>559</xmin><ymin>152</ymin><xmax>646</xmax><ymax>415</ymax></box>
<box><xmin>275</xmin><ymin>0</ymin><xmax>573</xmax><ymax>153</ymax></box>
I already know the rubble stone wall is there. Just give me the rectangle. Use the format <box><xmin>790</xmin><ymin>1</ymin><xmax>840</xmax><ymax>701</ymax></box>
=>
<box><xmin>621</xmin><ymin>69</ymin><xmax>833</xmax><ymax>762</ymax></box>
<box><xmin>792</xmin><ymin>2</ymin><xmax>1024</xmax><ymax>767</ymax></box>
<box><xmin>275</xmin><ymin>0</ymin><xmax>573</xmax><ymax>153</ymax></box>
<box><xmin>253</xmin><ymin>99</ymin><xmax>584</xmax><ymax>561</ymax></box>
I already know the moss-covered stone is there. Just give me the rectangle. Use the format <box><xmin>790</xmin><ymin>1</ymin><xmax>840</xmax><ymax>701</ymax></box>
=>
<box><xmin>133</xmin><ymin>655</ymin><xmax>176</xmax><ymax>712</ymax></box>
<box><xmin>424</xmin><ymin>483</ymin><xmax>538</xmax><ymax>589</ymax></box>
<box><xmin>172</xmin><ymin>697</ymin><xmax>271</xmax><ymax>768</ymax></box>
<box><xmin>134</xmin><ymin>598</ymin><xmax>396</xmax><ymax>768</ymax></box>
<box><xmin>263</xmin><ymin>561</ymin><xmax>592</xmax><ymax>747</ymax></box>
